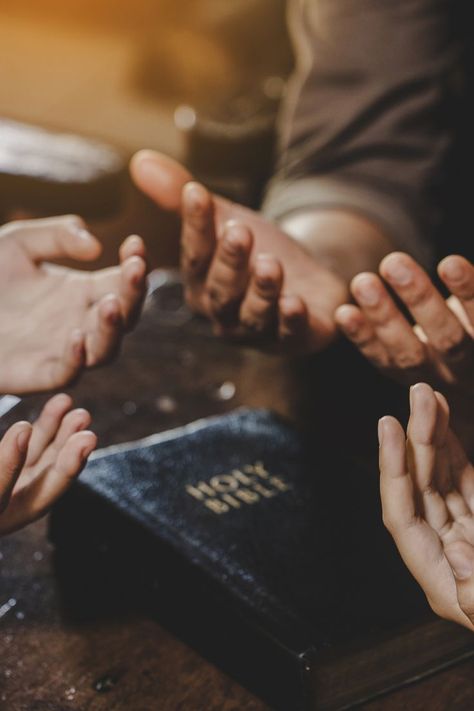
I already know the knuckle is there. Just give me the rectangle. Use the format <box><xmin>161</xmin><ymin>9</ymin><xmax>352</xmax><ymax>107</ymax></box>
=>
<box><xmin>255</xmin><ymin>280</ymin><xmax>278</xmax><ymax>300</ymax></box>
<box><xmin>182</xmin><ymin>251</ymin><xmax>207</xmax><ymax>276</ymax></box>
<box><xmin>436</xmin><ymin>330</ymin><xmax>469</xmax><ymax>359</ymax></box>
<box><xmin>240</xmin><ymin>315</ymin><xmax>266</xmax><ymax>333</ymax></box>
<box><xmin>219</xmin><ymin>242</ymin><xmax>247</xmax><ymax>270</ymax></box>
<box><xmin>403</xmin><ymin>283</ymin><xmax>431</xmax><ymax>308</ymax></box>
<box><xmin>393</xmin><ymin>345</ymin><xmax>427</xmax><ymax>370</ymax></box>
<box><xmin>366</xmin><ymin>350</ymin><xmax>391</xmax><ymax>369</ymax></box>
<box><xmin>206</xmin><ymin>284</ymin><xmax>226</xmax><ymax>308</ymax></box>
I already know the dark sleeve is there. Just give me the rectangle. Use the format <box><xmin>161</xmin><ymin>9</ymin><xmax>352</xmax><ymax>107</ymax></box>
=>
<box><xmin>262</xmin><ymin>0</ymin><xmax>466</xmax><ymax>266</ymax></box>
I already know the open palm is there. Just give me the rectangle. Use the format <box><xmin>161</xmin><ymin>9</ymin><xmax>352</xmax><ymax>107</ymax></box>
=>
<box><xmin>130</xmin><ymin>150</ymin><xmax>349</xmax><ymax>354</ymax></box>
<box><xmin>0</xmin><ymin>393</ymin><xmax>96</xmax><ymax>535</ymax></box>
<box><xmin>380</xmin><ymin>383</ymin><xmax>474</xmax><ymax>630</ymax></box>
<box><xmin>0</xmin><ymin>216</ymin><xmax>147</xmax><ymax>394</ymax></box>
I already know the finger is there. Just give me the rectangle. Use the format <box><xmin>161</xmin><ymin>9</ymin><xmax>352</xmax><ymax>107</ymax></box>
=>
<box><xmin>48</xmin><ymin>408</ymin><xmax>92</xmax><ymax>454</ymax></box>
<box><xmin>335</xmin><ymin>303</ymin><xmax>391</xmax><ymax>369</ymax></box>
<box><xmin>6</xmin><ymin>215</ymin><xmax>102</xmax><ymax>263</ymax></box>
<box><xmin>378</xmin><ymin>413</ymin><xmax>454</xmax><ymax>616</ymax></box>
<box><xmin>25</xmin><ymin>407</ymin><xmax>91</xmax><ymax>481</ymax></box>
<box><xmin>407</xmin><ymin>383</ymin><xmax>451</xmax><ymax>533</ymax></box>
<box><xmin>181</xmin><ymin>182</ymin><xmax>216</xmax><ymax>281</ymax></box>
<box><xmin>278</xmin><ymin>295</ymin><xmax>309</xmax><ymax>347</ymax></box>
<box><xmin>381</xmin><ymin>253</ymin><xmax>470</xmax><ymax>365</ymax></box>
<box><xmin>119</xmin><ymin>234</ymin><xmax>147</xmax><ymax>263</ymax></box>
<box><xmin>239</xmin><ymin>255</ymin><xmax>283</xmax><ymax>335</ymax></box>
<box><xmin>438</xmin><ymin>255</ymin><xmax>474</xmax><ymax>333</ymax></box>
<box><xmin>444</xmin><ymin>541</ymin><xmax>474</xmax><ymax>629</ymax></box>
<box><xmin>130</xmin><ymin>150</ymin><xmax>192</xmax><ymax>212</ymax></box>
<box><xmin>118</xmin><ymin>255</ymin><xmax>148</xmax><ymax>330</ymax></box>
<box><xmin>350</xmin><ymin>272</ymin><xmax>428</xmax><ymax>372</ymax></box>
<box><xmin>379</xmin><ymin>415</ymin><xmax>416</xmax><ymax>530</ymax></box>
<box><xmin>432</xmin><ymin>391</ymin><xmax>453</xmax><ymax>495</ymax></box>
<box><xmin>0</xmin><ymin>431</ymin><xmax>97</xmax><ymax>535</ymax></box>
<box><xmin>85</xmin><ymin>294</ymin><xmax>123</xmax><ymax>367</ymax></box>
<box><xmin>0</xmin><ymin>422</ymin><xmax>32</xmax><ymax>512</ymax></box>
<box><xmin>206</xmin><ymin>222</ymin><xmax>253</xmax><ymax>325</ymax></box>
<box><xmin>47</xmin><ymin>329</ymin><xmax>86</xmax><ymax>391</ymax></box>
<box><xmin>25</xmin><ymin>394</ymin><xmax>74</xmax><ymax>467</ymax></box>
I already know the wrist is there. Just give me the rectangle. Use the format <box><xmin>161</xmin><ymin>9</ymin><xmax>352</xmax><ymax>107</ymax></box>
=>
<box><xmin>279</xmin><ymin>209</ymin><xmax>395</xmax><ymax>284</ymax></box>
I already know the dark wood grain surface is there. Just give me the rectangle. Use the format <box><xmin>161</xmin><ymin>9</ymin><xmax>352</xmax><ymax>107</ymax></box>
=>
<box><xmin>1</xmin><ymin>273</ymin><xmax>474</xmax><ymax>711</ymax></box>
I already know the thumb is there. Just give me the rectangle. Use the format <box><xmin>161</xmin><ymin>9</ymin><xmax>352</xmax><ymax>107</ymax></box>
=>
<box><xmin>11</xmin><ymin>215</ymin><xmax>101</xmax><ymax>263</ymax></box>
<box><xmin>130</xmin><ymin>150</ymin><xmax>193</xmax><ymax>212</ymax></box>
<box><xmin>445</xmin><ymin>541</ymin><xmax>474</xmax><ymax>628</ymax></box>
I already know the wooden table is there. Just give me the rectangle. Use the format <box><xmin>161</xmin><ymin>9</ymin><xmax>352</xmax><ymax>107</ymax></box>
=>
<box><xmin>1</xmin><ymin>273</ymin><xmax>474</xmax><ymax>711</ymax></box>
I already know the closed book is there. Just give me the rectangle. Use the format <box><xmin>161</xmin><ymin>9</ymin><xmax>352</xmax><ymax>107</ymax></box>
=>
<box><xmin>49</xmin><ymin>409</ymin><xmax>474</xmax><ymax>710</ymax></box>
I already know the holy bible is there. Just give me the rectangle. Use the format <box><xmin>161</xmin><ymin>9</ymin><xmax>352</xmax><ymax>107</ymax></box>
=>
<box><xmin>49</xmin><ymin>409</ymin><xmax>474</xmax><ymax>710</ymax></box>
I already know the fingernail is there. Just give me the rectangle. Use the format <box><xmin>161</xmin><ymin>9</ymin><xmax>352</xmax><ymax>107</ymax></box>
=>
<box><xmin>445</xmin><ymin>548</ymin><xmax>473</xmax><ymax>580</ymax></box>
<box><xmin>134</xmin><ymin>156</ymin><xmax>160</xmax><ymax>179</ymax></box>
<box><xmin>75</xmin><ymin>227</ymin><xmax>96</xmax><ymax>243</ymax></box>
<box><xmin>16</xmin><ymin>427</ymin><xmax>31</xmax><ymax>451</ymax></box>
<box><xmin>387</xmin><ymin>262</ymin><xmax>412</xmax><ymax>286</ymax></box>
<box><xmin>443</xmin><ymin>259</ymin><xmax>464</xmax><ymax>282</ymax></box>
<box><xmin>357</xmin><ymin>281</ymin><xmax>379</xmax><ymax>306</ymax></box>
<box><xmin>224</xmin><ymin>229</ymin><xmax>244</xmax><ymax>254</ymax></box>
<box><xmin>184</xmin><ymin>183</ymin><xmax>204</xmax><ymax>213</ymax></box>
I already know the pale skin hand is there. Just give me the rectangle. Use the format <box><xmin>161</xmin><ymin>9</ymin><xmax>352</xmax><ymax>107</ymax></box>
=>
<box><xmin>0</xmin><ymin>215</ymin><xmax>148</xmax><ymax>394</ymax></box>
<box><xmin>379</xmin><ymin>383</ymin><xmax>474</xmax><ymax>631</ymax></box>
<box><xmin>130</xmin><ymin>150</ymin><xmax>392</xmax><ymax>354</ymax></box>
<box><xmin>0</xmin><ymin>393</ymin><xmax>96</xmax><ymax>536</ymax></box>
<box><xmin>335</xmin><ymin>253</ymin><xmax>474</xmax><ymax>444</ymax></box>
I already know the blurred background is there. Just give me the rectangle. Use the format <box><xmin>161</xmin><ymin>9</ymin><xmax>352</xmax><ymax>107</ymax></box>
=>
<box><xmin>0</xmin><ymin>0</ymin><xmax>293</xmax><ymax>266</ymax></box>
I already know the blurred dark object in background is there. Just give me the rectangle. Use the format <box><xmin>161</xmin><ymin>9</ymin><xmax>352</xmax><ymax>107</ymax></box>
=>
<box><xmin>0</xmin><ymin>0</ymin><xmax>292</xmax><ymax>260</ymax></box>
<box><xmin>0</xmin><ymin>118</ymin><xmax>180</xmax><ymax>272</ymax></box>
<box><xmin>135</xmin><ymin>0</ymin><xmax>292</xmax><ymax>206</ymax></box>
<box><xmin>0</xmin><ymin>119</ymin><xmax>126</xmax><ymax>219</ymax></box>
<box><xmin>174</xmin><ymin>82</ymin><xmax>284</xmax><ymax>208</ymax></box>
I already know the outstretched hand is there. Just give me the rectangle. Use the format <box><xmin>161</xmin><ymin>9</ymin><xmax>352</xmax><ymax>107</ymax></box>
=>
<box><xmin>0</xmin><ymin>393</ymin><xmax>96</xmax><ymax>535</ymax></box>
<box><xmin>379</xmin><ymin>383</ymin><xmax>474</xmax><ymax>630</ymax></box>
<box><xmin>336</xmin><ymin>253</ymin><xmax>474</xmax><ymax>393</ymax></box>
<box><xmin>130</xmin><ymin>150</ymin><xmax>348</xmax><ymax>354</ymax></box>
<box><xmin>0</xmin><ymin>216</ymin><xmax>148</xmax><ymax>394</ymax></box>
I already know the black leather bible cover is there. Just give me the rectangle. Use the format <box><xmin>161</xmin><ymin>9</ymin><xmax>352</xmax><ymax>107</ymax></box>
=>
<box><xmin>50</xmin><ymin>409</ymin><xmax>474</xmax><ymax>710</ymax></box>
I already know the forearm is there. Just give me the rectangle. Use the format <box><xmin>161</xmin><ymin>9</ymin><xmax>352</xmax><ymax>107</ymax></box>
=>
<box><xmin>264</xmin><ymin>0</ymin><xmax>461</xmax><ymax>277</ymax></box>
<box><xmin>280</xmin><ymin>209</ymin><xmax>395</xmax><ymax>284</ymax></box>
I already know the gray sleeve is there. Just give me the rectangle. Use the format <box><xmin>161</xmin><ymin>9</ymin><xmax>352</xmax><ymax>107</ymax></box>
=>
<box><xmin>262</xmin><ymin>0</ymin><xmax>466</xmax><ymax>266</ymax></box>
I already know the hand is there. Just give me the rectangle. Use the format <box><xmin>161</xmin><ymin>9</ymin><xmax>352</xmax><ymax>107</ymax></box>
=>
<box><xmin>0</xmin><ymin>393</ymin><xmax>96</xmax><ymax>535</ymax></box>
<box><xmin>130</xmin><ymin>150</ymin><xmax>349</xmax><ymax>353</ymax></box>
<box><xmin>0</xmin><ymin>216</ymin><xmax>148</xmax><ymax>394</ymax></box>
<box><xmin>379</xmin><ymin>383</ymin><xmax>474</xmax><ymax>630</ymax></box>
<box><xmin>336</xmin><ymin>253</ymin><xmax>474</xmax><ymax>442</ymax></box>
